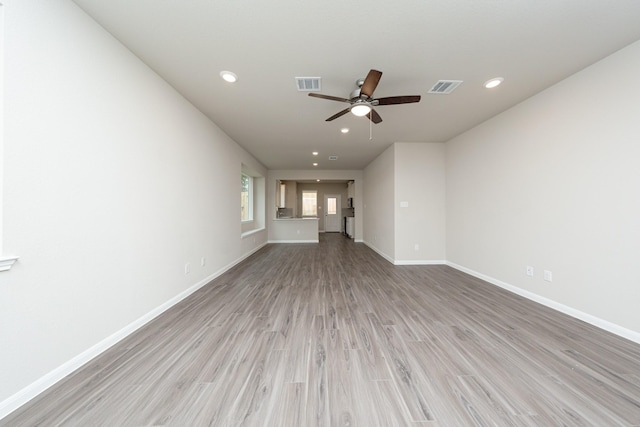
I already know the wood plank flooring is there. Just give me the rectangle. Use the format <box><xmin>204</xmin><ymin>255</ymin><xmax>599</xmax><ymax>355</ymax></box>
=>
<box><xmin>3</xmin><ymin>233</ymin><xmax>640</xmax><ymax>426</ymax></box>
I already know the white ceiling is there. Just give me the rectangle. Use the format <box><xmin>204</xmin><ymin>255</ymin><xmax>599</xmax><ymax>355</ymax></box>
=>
<box><xmin>72</xmin><ymin>0</ymin><xmax>640</xmax><ymax>171</ymax></box>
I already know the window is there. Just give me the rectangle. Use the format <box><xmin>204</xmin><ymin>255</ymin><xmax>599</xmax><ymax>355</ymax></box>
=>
<box><xmin>327</xmin><ymin>197</ymin><xmax>337</xmax><ymax>215</ymax></box>
<box><xmin>302</xmin><ymin>191</ymin><xmax>317</xmax><ymax>217</ymax></box>
<box><xmin>280</xmin><ymin>183</ymin><xmax>286</xmax><ymax>208</ymax></box>
<box><xmin>241</xmin><ymin>165</ymin><xmax>265</xmax><ymax>237</ymax></box>
<box><xmin>241</xmin><ymin>173</ymin><xmax>253</xmax><ymax>221</ymax></box>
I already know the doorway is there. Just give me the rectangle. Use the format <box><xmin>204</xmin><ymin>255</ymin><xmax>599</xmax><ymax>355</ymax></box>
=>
<box><xmin>324</xmin><ymin>194</ymin><xmax>341</xmax><ymax>232</ymax></box>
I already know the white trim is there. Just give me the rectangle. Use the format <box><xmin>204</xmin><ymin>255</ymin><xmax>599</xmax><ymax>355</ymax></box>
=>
<box><xmin>355</xmin><ymin>239</ymin><xmax>363</xmax><ymax>243</ymax></box>
<box><xmin>362</xmin><ymin>241</ymin><xmax>445</xmax><ymax>265</ymax></box>
<box><xmin>394</xmin><ymin>259</ymin><xmax>446</xmax><ymax>266</ymax></box>
<box><xmin>446</xmin><ymin>261</ymin><xmax>640</xmax><ymax>346</ymax></box>
<box><xmin>0</xmin><ymin>242</ymin><xmax>268</xmax><ymax>420</ymax></box>
<box><xmin>360</xmin><ymin>245</ymin><xmax>640</xmax><ymax>345</ymax></box>
<box><xmin>241</xmin><ymin>173</ymin><xmax>254</xmax><ymax>222</ymax></box>
<box><xmin>240</xmin><ymin>227</ymin><xmax>265</xmax><ymax>239</ymax></box>
<box><xmin>268</xmin><ymin>239</ymin><xmax>318</xmax><ymax>244</ymax></box>
<box><xmin>0</xmin><ymin>255</ymin><xmax>19</xmax><ymax>272</ymax></box>
<box><xmin>362</xmin><ymin>240</ymin><xmax>395</xmax><ymax>264</ymax></box>
<box><xmin>4</xmin><ymin>245</ymin><xmax>638</xmax><ymax>419</ymax></box>
<box><xmin>0</xmin><ymin>4</ymin><xmax>5</xmax><ymax>260</ymax></box>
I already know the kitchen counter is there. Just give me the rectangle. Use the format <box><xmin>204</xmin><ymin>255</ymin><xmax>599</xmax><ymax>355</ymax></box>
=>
<box><xmin>270</xmin><ymin>217</ymin><xmax>319</xmax><ymax>242</ymax></box>
<box><xmin>273</xmin><ymin>217</ymin><xmax>319</xmax><ymax>220</ymax></box>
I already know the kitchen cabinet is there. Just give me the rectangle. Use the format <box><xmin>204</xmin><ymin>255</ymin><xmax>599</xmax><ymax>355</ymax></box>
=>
<box><xmin>347</xmin><ymin>181</ymin><xmax>355</xmax><ymax>199</ymax></box>
<box><xmin>346</xmin><ymin>217</ymin><xmax>354</xmax><ymax>239</ymax></box>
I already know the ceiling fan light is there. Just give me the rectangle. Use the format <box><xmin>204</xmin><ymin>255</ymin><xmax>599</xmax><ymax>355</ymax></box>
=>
<box><xmin>351</xmin><ymin>104</ymin><xmax>372</xmax><ymax>117</ymax></box>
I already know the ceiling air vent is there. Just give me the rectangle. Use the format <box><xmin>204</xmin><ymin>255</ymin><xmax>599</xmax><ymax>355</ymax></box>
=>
<box><xmin>328</xmin><ymin>155</ymin><xmax>338</xmax><ymax>161</ymax></box>
<box><xmin>295</xmin><ymin>77</ymin><xmax>321</xmax><ymax>91</ymax></box>
<box><xmin>428</xmin><ymin>80</ymin><xmax>463</xmax><ymax>94</ymax></box>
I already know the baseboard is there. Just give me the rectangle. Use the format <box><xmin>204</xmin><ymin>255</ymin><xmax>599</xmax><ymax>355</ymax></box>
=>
<box><xmin>5</xmin><ymin>246</ymin><xmax>638</xmax><ymax>419</ymax></box>
<box><xmin>268</xmin><ymin>240</ymin><xmax>319</xmax><ymax>243</ymax></box>
<box><xmin>394</xmin><ymin>259</ymin><xmax>447</xmax><ymax>266</ymax></box>
<box><xmin>360</xmin><ymin>247</ymin><xmax>640</xmax><ymax>344</ymax></box>
<box><xmin>362</xmin><ymin>241</ymin><xmax>445</xmax><ymax>266</ymax></box>
<box><xmin>362</xmin><ymin>240</ymin><xmax>395</xmax><ymax>264</ymax></box>
<box><xmin>446</xmin><ymin>261</ymin><xmax>640</xmax><ymax>346</ymax></box>
<box><xmin>0</xmin><ymin>242</ymin><xmax>268</xmax><ymax>420</ymax></box>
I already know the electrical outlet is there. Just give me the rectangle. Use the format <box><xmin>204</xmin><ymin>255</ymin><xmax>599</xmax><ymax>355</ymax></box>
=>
<box><xmin>526</xmin><ymin>266</ymin><xmax>534</xmax><ymax>277</ymax></box>
<box><xmin>544</xmin><ymin>270</ymin><xmax>553</xmax><ymax>282</ymax></box>
<box><xmin>414</xmin><ymin>244</ymin><xmax>420</xmax><ymax>251</ymax></box>
<box><xmin>201</xmin><ymin>257</ymin><xmax>206</xmax><ymax>267</ymax></box>
<box><xmin>185</xmin><ymin>263</ymin><xmax>191</xmax><ymax>274</ymax></box>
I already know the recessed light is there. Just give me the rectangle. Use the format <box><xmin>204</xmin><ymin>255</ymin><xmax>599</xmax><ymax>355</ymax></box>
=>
<box><xmin>341</xmin><ymin>128</ymin><xmax>349</xmax><ymax>134</ymax></box>
<box><xmin>484</xmin><ymin>77</ymin><xmax>503</xmax><ymax>89</ymax></box>
<box><xmin>312</xmin><ymin>151</ymin><xmax>319</xmax><ymax>156</ymax></box>
<box><xmin>220</xmin><ymin>71</ymin><xmax>238</xmax><ymax>83</ymax></box>
<box><xmin>316</xmin><ymin>179</ymin><xmax>320</xmax><ymax>182</ymax></box>
<box><xmin>313</xmin><ymin>162</ymin><xmax>318</xmax><ymax>166</ymax></box>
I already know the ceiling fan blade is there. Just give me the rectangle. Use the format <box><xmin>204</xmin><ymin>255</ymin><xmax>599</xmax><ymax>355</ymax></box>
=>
<box><xmin>309</xmin><ymin>93</ymin><xmax>350</xmax><ymax>103</ymax></box>
<box><xmin>366</xmin><ymin>109</ymin><xmax>382</xmax><ymax>124</ymax></box>
<box><xmin>326</xmin><ymin>108</ymin><xmax>350</xmax><ymax>121</ymax></box>
<box><xmin>375</xmin><ymin>95</ymin><xmax>421</xmax><ymax>105</ymax></box>
<box><xmin>360</xmin><ymin>69</ymin><xmax>382</xmax><ymax>98</ymax></box>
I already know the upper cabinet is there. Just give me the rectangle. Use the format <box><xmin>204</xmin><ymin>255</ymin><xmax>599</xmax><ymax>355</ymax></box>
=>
<box><xmin>276</xmin><ymin>180</ymin><xmax>297</xmax><ymax>216</ymax></box>
<box><xmin>347</xmin><ymin>181</ymin><xmax>355</xmax><ymax>199</ymax></box>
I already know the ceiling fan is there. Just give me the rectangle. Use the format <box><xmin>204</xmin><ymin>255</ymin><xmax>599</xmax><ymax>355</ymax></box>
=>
<box><xmin>308</xmin><ymin>69</ymin><xmax>421</xmax><ymax>124</ymax></box>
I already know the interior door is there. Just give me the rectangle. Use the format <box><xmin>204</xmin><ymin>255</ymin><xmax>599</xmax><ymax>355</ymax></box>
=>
<box><xmin>324</xmin><ymin>194</ymin><xmax>341</xmax><ymax>232</ymax></box>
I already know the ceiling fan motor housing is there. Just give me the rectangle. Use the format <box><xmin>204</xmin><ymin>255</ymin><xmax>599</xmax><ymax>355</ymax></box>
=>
<box><xmin>308</xmin><ymin>69</ymin><xmax>420</xmax><ymax>124</ymax></box>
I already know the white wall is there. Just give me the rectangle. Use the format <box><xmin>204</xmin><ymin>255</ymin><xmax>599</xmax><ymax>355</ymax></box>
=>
<box><xmin>0</xmin><ymin>0</ymin><xmax>266</xmax><ymax>414</ymax></box>
<box><xmin>394</xmin><ymin>143</ymin><xmax>446</xmax><ymax>263</ymax></box>
<box><xmin>362</xmin><ymin>146</ymin><xmax>396</xmax><ymax>261</ymax></box>
<box><xmin>446</xmin><ymin>40</ymin><xmax>640</xmax><ymax>338</ymax></box>
<box><xmin>362</xmin><ymin>143</ymin><xmax>447</xmax><ymax>264</ymax></box>
<box><xmin>3</xmin><ymin>1</ymin><xmax>640</xmax><ymax>418</ymax></box>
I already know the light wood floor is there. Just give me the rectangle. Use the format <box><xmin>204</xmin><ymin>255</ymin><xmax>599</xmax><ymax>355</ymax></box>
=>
<box><xmin>4</xmin><ymin>234</ymin><xmax>640</xmax><ymax>426</ymax></box>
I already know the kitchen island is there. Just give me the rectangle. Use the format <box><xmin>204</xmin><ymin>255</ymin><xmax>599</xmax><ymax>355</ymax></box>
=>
<box><xmin>270</xmin><ymin>218</ymin><xmax>319</xmax><ymax>243</ymax></box>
